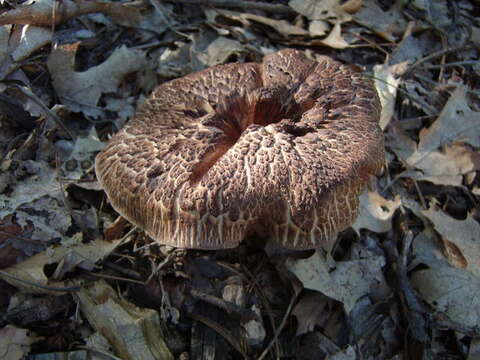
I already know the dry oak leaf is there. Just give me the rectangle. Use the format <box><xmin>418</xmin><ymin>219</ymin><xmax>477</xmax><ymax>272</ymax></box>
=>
<box><xmin>205</xmin><ymin>9</ymin><xmax>309</xmax><ymax>38</ymax></box>
<box><xmin>289</xmin><ymin>0</ymin><xmax>359</xmax><ymax>22</ymax></box>
<box><xmin>352</xmin><ymin>190</ymin><xmax>401</xmax><ymax>234</ymax></box>
<box><xmin>353</xmin><ymin>0</ymin><xmax>406</xmax><ymax>42</ymax></box>
<box><xmin>412</xmin><ymin>266</ymin><xmax>480</xmax><ymax>328</ymax></box>
<box><xmin>47</xmin><ymin>43</ymin><xmax>146</xmax><ymax>117</ymax></box>
<box><xmin>388</xmin><ymin>125</ymin><xmax>480</xmax><ymax>186</ymax></box>
<box><xmin>76</xmin><ymin>280</ymin><xmax>173</xmax><ymax>360</ymax></box>
<box><xmin>422</xmin><ymin>205</ymin><xmax>480</xmax><ymax>277</ymax></box>
<box><xmin>373</xmin><ymin>62</ymin><xmax>406</xmax><ymax>130</ymax></box>
<box><xmin>419</xmin><ymin>85</ymin><xmax>480</xmax><ymax>150</ymax></box>
<box><xmin>0</xmin><ymin>238</ymin><xmax>123</xmax><ymax>294</ymax></box>
<box><xmin>0</xmin><ymin>325</ymin><xmax>39</xmax><ymax>360</ymax></box>
<box><xmin>0</xmin><ymin>0</ymin><xmax>141</xmax><ymax>28</ymax></box>
<box><xmin>287</xmin><ymin>251</ymin><xmax>387</xmax><ymax>313</ymax></box>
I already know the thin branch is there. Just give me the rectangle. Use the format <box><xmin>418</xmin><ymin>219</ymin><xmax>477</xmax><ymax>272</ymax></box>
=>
<box><xmin>161</xmin><ymin>0</ymin><xmax>296</xmax><ymax>15</ymax></box>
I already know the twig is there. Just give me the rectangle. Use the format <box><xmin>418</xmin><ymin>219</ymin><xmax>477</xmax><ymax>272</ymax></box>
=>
<box><xmin>0</xmin><ymin>270</ymin><xmax>81</xmax><ymax>292</ymax></box>
<box><xmin>258</xmin><ymin>291</ymin><xmax>299</xmax><ymax>360</ymax></box>
<box><xmin>403</xmin><ymin>44</ymin><xmax>477</xmax><ymax>77</ymax></box>
<box><xmin>150</xmin><ymin>0</ymin><xmax>192</xmax><ymax>40</ymax></box>
<box><xmin>77</xmin><ymin>346</ymin><xmax>124</xmax><ymax>360</ymax></box>
<box><xmin>427</xmin><ymin>60</ymin><xmax>479</xmax><ymax>69</ymax></box>
<box><xmin>11</xmin><ymin>83</ymin><xmax>75</xmax><ymax>140</ymax></box>
<box><xmin>161</xmin><ymin>0</ymin><xmax>296</xmax><ymax>15</ymax></box>
<box><xmin>83</xmin><ymin>271</ymin><xmax>146</xmax><ymax>285</ymax></box>
<box><xmin>189</xmin><ymin>313</ymin><xmax>249</xmax><ymax>358</ymax></box>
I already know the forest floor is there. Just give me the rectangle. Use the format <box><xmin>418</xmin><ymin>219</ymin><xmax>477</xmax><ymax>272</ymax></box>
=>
<box><xmin>0</xmin><ymin>0</ymin><xmax>480</xmax><ymax>359</ymax></box>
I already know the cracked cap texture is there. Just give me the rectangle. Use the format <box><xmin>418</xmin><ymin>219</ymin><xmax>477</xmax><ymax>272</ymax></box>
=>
<box><xmin>95</xmin><ymin>49</ymin><xmax>385</xmax><ymax>249</ymax></box>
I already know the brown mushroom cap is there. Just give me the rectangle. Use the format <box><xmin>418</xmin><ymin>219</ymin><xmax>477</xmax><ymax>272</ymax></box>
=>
<box><xmin>95</xmin><ymin>49</ymin><xmax>384</xmax><ymax>249</ymax></box>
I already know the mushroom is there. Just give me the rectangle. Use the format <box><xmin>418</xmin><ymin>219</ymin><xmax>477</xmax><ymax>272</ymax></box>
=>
<box><xmin>95</xmin><ymin>49</ymin><xmax>384</xmax><ymax>250</ymax></box>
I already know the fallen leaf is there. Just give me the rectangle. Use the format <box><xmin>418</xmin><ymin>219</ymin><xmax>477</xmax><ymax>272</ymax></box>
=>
<box><xmin>61</xmin><ymin>127</ymin><xmax>105</xmax><ymax>181</ymax></box>
<box><xmin>419</xmin><ymin>85</ymin><xmax>480</xmax><ymax>150</ymax></box>
<box><xmin>373</xmin><ymin>62</ymin><xmax>406</xmax><ymax>129</ymax></box>
<box><xmin>47</xmin><ymin>43</ymin><xmax>146</xmax><ymax>117</ymax></box>
<box><xmin>289</xmin><ymin>0</ymin><xmax>353</xmax><ymax>22</ymax></box>
<box><xmin>205</xmin><ymin>9</ymin><xmax>309</xmax><ymax>39</ymax></box>
<box><xmin>353</xmin><ymin>0</ymin><xmax>406</xmax><ymax>42</ymax></box>
<box><xmin>0</xmin><ymin>237</ymin><xmax>123</xmax><ymax>294</ymax></box>
<box><xmin>422</xmin><ymin>205</ymin><xmax>480</xmax><ymax>277</ymax></box>
<box><xmin>388</xmin><ymin>125</ymin><xmax>480</xmax><ymax>186</ymax></box>
<box><xmin>412</xmin><ymin>266</ymin><xmax>480</xmax><ymax>328</ymax></box>
<box><xmin>292</xmin><ymin>291</ymin><xmax>330</xmax><ymax>335</ymax></box>
<box><xmin>157</xmin><ymin>42</ymin><xmax>192</xmax><ymax>78</ymax></box>
<box><xmin>328</xmin><ymin>345</ymin><xmax>356</xmax><ymax>360</ymax></box>
<box><xmin>0</xmin><ymin>325</ymin><xmax>39</xmax><ymax>360</ymax></box>
<box><xmin>352</xmin><ymin>190</ymin><xmax>401</xmax><ymax>234</ymax></box>
<box><xmin>0</xmin><ymin>161</ymin><xmax>64</xmax><ymax>219</ymax></box>
<box><xmin>76</xmin><ymin>280</ymin><xmax>174</xmax><ymax>360</ymax></box>
<box><xmin>287</xmin><ymin>251</ymin><xmax>387</xmax><ymax>313</ymax></box>
<box><xmin>10</xmin><ymin>25</ymin><xmax>52</xmax><ymax>62</ymax></box>
<box><xmin>319</xmin><ymin>22</ymin><xmax>350</xmax><ymax>49</ymax></box>
<box><xmin>193</xmin><ymin>36</ymin><xmax>245</xmax><ymax>69</ymax></box>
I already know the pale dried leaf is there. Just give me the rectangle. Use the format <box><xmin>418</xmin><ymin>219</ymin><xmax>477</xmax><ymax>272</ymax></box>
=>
<box><xmin>374</xmin><ymin>62</ymin><xmax>406</xmax><ymax>129</ymax></box>
<box><xmin>205</xmin><ymin>9</ymin><xmax>309</xmax><ymax>39</ymax></box>
<box><xmin>328</xmin><ymin>345</ymin><xmax>356</xmax><ymax>360</ymax></box>
<box><xmin>418</xmin><ymin>85</ymin><xmax>480</xmax><ymax>150</ymax></box>
<box><xmin>194</xmin><ymin>36</ymin><xmax>245</xmax><ymax>68</ymax></box>
<box><xmin>422</xmin><ymin>205</ymin><xmax>480</xmax><ymax>277</ymax></box>
<box><xmin>47</xmin><ymin>43</ymin><xmax>146</xmax><ymax>117</ymax></box>
<box><xmin>292</xmin><ymin>291</ymin><xmax>329</xmax><ymax>335</ymax></box>
<box><xmin>11</xmin><ymin>25</ymin><xmax>52</xmax><ymax>62</ymax></box>
<box><xmin>388</xmin><ymin>126</ymin><xmax>480</xmax><ymax>186</ymax></box>
<box><xmin>0</xmin><ymin>325</ymin><xmax>38</xmax><ymax>360</ymax></box>
<box><xmin>76</xmin><ymin>280</ymin><xmax>174</xmax><ymax>360</ymax></box>
<box><xmin>308</xmin><ymin>20</ymin><xmax>329</xmax><ymax>36</ymax></box>
<box><xmin>0</xmin><ymin>161</ymin><xmax>63</xmax><ymax>219</ymax></box>
<box><xmin>0</xmin><ymin>25</ymin><xmax>11</xmax><ymax>63</ymax></box>
<box><xmin>353</xmin><ymin>0</ymin><xmax>405</xmax><ymax>42</ymax></box>
<box><xmin>157</xmin><ymin>42</ymin><xmax>192</xmax><ymax>78</ymax></box>
<box><xmin>352</xmin><ymin>190</ymin><xmax>401</xmax><ymax>234</ymax></box>
<box><xmin>319</xmin><ymin>22</ymin><xmax>350</xmax><ymax>49</ymax></box>
<box><xmin>62</xmin><ymin>127</ymin><xmax>105</xmax><ymax>181</ymax></box>
<box><xmin>287</xmin><ymin>251</ymin><xmax>386</xmax><ymax>312</ymax></box>
<box><xmin>289</xmin><ymin>0</ymin><xmax>352</xmax><ymax>22</ymax></box>
<box><xmin>411</xmin><ymin>229</ymin><xmax>452</xmax><ymax>270</ymax></box>
<box><xmin>412</xmin><ymin>266</ymin><xmax>480</xmax><ymax>328</ymax></box>
<box><xmin>0</xmin><ymin>238</ymin><xmax>123</xmax><ymax>293</ymax></box>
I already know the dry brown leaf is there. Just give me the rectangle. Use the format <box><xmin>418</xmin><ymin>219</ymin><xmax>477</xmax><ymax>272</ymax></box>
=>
<box><xmin>422</xmin><ymin>205</ymin><xmax>480</xmax><ymax>277</ymax></box>
<box><xmin>353</xmin><ymin>0</ymin><xmax>406</xmax><ymax>41</ymax></box>
<box><xmin>10</xmin><ymin>25</ymin><xmax>52</xmax><ymax>62</ymax></box>
<box><xmin>388</xmin><ymin>125</ymin><xmax>480</xmax><ymax>186</ymax></box>
<box><xmin>292</xmin><ymin>291</ymin><xmax>330</xmax><ymax>335</ymax></box>
<box><xmin>194</xmin><ymin>36</ymin><xmax>245</xmax><ymax>68</ymax></box>
<box><xmin>419</xmin><ymin>85</ymin><xmax>480</xmax><ymax>150</ymax></box>
<box><xmin>319</xmin><ymin>22</ymin><xmax>350</xmax><ymax>49</ymax></box>
<box><xmin>352</xmin><ymin>190</ymin><xmax>401</xmax><ymax>234</ymax></box>
<box><xmin>0</xmin><ymin>0</ymin><xmax>142</xmax><ymax>28</ymax></box>
<box><xmin>373</xmin><ymin>62</ymin><xmax>407</xmax><ymax>129</ymax></box>
<box><xmin>47</xmin><ymin>43</ymin><xmax>146</xmax><ymax>117</ymax></box>
<box><xmin>0</xmin><ymin>325</ymin><xmax>39</xmax><ymax>360</ymax></box>
<box><xmin>412</xmin><ymin>266</ymin><xmax>480</xmax><ymax>328</ymax></box>
<box><xmin>287</xmin><ymin>251</ymin><xmax>387</xmax><ymax>312</ymax></box>
<box><xmin>206</xmin><ymin>9</ymin><xmax>309</xmax><ymax>38</ymax></box>
<box><xmin>76</xmin><ymin>280</ymin><xmax>173</xmax><ymax>360</ymax></box>
<box><xmin>0</xmin><ymin>238</ymin><xmax>123</xmax><ymax>294</ymax></box>
<box><xmin>289</xmin><ymin>0</ymin><xmax>353</xmax><ymax>22</ymax></box>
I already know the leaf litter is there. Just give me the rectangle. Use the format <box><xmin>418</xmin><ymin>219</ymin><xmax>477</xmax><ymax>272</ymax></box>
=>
<box><xmin>0</xmin><ymin>0</ymin><xmax>479</xmax><ymax>358</ymax></box>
